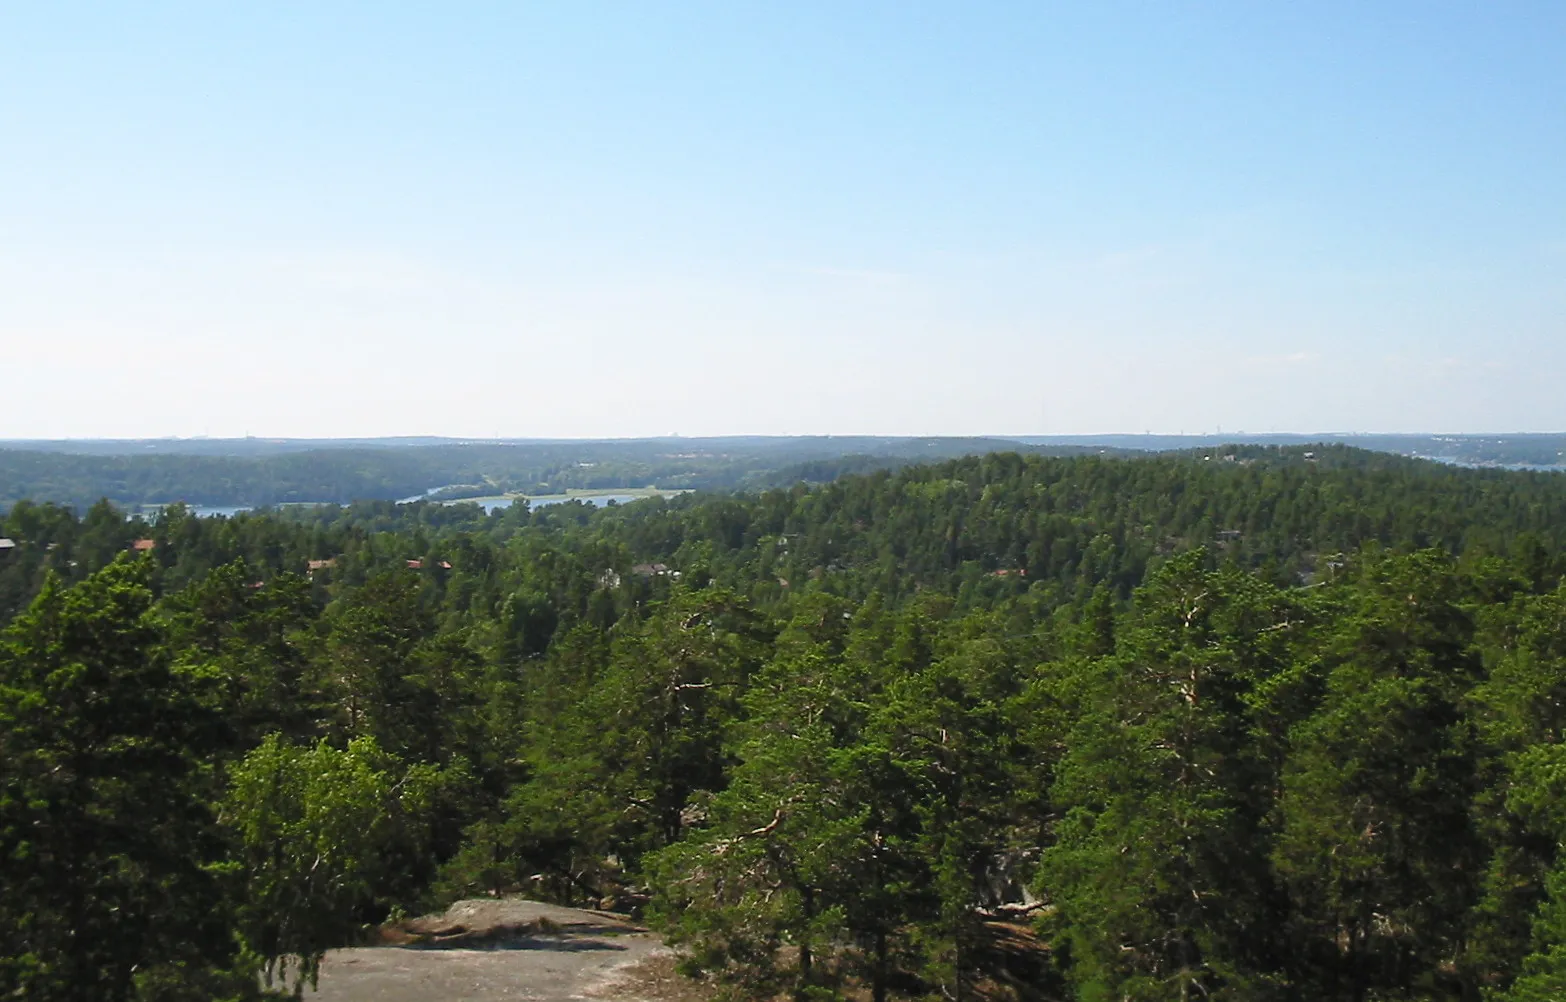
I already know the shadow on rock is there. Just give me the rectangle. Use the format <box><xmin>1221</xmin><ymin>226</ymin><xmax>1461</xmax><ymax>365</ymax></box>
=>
<box><xmin>378</xmin><ymin>916</ymin><xmax>634</xmax><ymax>952</ymax></box>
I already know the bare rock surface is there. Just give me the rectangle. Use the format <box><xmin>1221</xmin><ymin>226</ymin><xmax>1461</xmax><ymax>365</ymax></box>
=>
<box><xmin>303</xmin><ymin>898</ymin><xmax>670</xmax><ymax>1002</ymax></box>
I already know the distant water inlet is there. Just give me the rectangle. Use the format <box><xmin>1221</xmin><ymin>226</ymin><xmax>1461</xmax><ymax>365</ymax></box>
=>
<box><xmin>401</xmin><ymin>486</ymin><xmax>690</xmax><ymax>513</ymax></box>
<box><xmin>130</xmin><ymin>501</ymin><xmax>349</xmax><ymax>519</ymax></box>
<box><xmin>130</xmin><ymin>502</ymin><xmax>271</xmax><ymax>519</ymax></box>
<box><xmin>471</xmin><ymin>493</ymin><xmax>635</xmax><ymax>513</ymax></box>
<box><xmin>129</xmin><ymin>489</ymin><xmax>687</xmax><ymax>519</ymax></box>
<box><xmin>438</xmin><ymin>490</ymin><xmax>686</xmax><ymax>513</ymax></box>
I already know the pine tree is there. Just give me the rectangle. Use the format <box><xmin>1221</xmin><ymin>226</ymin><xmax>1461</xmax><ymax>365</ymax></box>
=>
<box><xmin>0</xmin><ymin>559</ymin><xmax>241</xmax><ymax>1000</ymax></box>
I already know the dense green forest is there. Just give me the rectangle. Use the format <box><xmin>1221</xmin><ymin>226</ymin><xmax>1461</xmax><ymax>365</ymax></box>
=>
<box><xmin>6</xmin><ymin>446</ymin><xmax>1566</xmax><ymax>1000</ymax></box>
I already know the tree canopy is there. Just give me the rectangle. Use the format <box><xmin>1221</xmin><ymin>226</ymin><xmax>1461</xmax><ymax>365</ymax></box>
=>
<box><xmin>4</xmin><ymin>447</ymin><xmax>1566</xmax><ymax>999</ymax></box>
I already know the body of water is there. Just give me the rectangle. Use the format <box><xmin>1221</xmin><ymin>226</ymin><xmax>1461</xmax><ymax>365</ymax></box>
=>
<box><xmin>136</xmin><ymin>491</ymin><xmax>677</xmax><ymax>520</ymax></box>
<box><xmin>132</xmin><ymin>503</ymin><xmax>254</xmax><ymax>519</ymax></box>
<box><xmin>134</xmin><ymin>501</ymin><xmax>350</xmax><ymax>519</ymax></box>
<box><xmin>530</xmin><ymin>493</ymin><xmax>648</xmax><ymax>509</ymax></box>
<box><xmin>189</xmin><ymin>504</ymin><xmax>253</xmax><ymax>517</ymax></box>
<box><xmin>400</xmin><ymin>484</ymin><xmax>684</xmax><ymax>513</ymax></box>
<box><xmin>1427</xmin><ymin>457</ymin><xmax>1566</xmax><ymax>472</ymax></box>
<box><xmin>446</xmin><ymin>493</ymin><xmax>654</xmax><ymax>514</ymax></box>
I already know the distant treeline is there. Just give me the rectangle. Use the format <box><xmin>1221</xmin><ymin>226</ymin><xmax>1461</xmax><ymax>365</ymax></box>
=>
<box><xmin>1019</xmin><ymin>432</ymin><xmax>1566</xmax><ymax>467</ymax></box>
<box><xmin>0</xmin><ymin>438</ymin><xmax>1114</xmax><ymax>511</ymax></box>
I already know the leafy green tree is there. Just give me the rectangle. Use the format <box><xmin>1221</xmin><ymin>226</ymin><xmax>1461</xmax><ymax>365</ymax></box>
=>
<box><xmin>1272</xmin><ymin>552</ymin><xmax>1483</xmax><ymax>1001</ymax></box>
<box><xmin>1041</xmin><ymin>554</ymin><xmax>1305</xmax><ymax>1001</ymax></box>
<box><xmin>161</xmin><ymin>561</ymin><xmax>323</xmax><ymax>749</ymax></box>
<box><xmin>648</xmin><ymin>646</ymin><xmax>870</xmax><ymax>996</ymax></box>
<box><xmin>0</xmin><ymin>559</ymin><xmax>242</xmax><ymax>1000</ymax></box>
<box><xmin>871</xmin><ymin>639</ymin><xmax>1021</xmax><ymax>1001</ymax></box>
<box><xmin>222</xmin><ymin>734</ymin><xmax>441</xmax><ymax>995</ymax></box>
<box><xmin>1492</xmin><ymin>744</ymin><xmax>1566</xmax><ymax>1001</ymax></box>
<box><xmin>320</xmin><ymin>571</ymin><xmax>438</xmax><ymax>758</ymax></box>
<box><xmin>1463</xmin><ymin>583</ymin><xmax>1566</xmax><ymax>986</ymax></box>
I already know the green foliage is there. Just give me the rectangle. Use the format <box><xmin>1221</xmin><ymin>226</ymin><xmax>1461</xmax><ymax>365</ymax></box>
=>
<box><xmin>646</xmin><ymin>644</ymin><xmax>879</xmax><ymax>996</ymax></box>
<box><xmin>1041</xmin><ymin>555</ymin><xmax>1305</xmax><ymax>1001</ymax></box>
<box><xmin>1271</xmin><ymin>553</ymin><xmax>1483</xmax><ymax>1001</ymax></box>
<box><xmin>1488</xmin><ymin>745</ymin><xmax>1566</xmax><ymax>1002</ymax></box>
<box><xmin>222</xmin><ymin>734</ymin><xmax>442</xmax><ymax>994</ymax></box>
<box><xmin>0</xmin><ymin>560</ymin><xmax>242</xmax><ymax>1001</ymax></box>
<box><xmin>7</xmin><ymin>450</ymin><xmax>1566</xmax><ymax>999</ymax></box>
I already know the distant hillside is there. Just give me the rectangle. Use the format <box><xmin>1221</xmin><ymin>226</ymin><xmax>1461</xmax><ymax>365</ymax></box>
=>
<box><xmin>0</xmin><ymin>437</ymin><xmax>1101</xmax><ymax>511</ymax></box>
<box><xmin>1015</xmin><ymin>432</ymin><xmax>1566</xmax><ymax>468</ymax></box>
<box><xmin>4</xmin><ymin>432</ymin><xmax>1560</xmax><ymax>512</ymax></box>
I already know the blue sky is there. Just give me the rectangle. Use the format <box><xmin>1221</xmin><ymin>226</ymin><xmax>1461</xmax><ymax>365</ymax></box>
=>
<box><xmin>2</xmin><ymin>3</ymin><xmax>1563</xmax><ymax>437</ymax></box>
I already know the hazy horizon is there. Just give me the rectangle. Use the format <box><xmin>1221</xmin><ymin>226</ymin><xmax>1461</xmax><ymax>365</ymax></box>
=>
<box><xmin>7</xmin><ymin>431</ymin><xmax>1566</xmax><ymax>446</ymax></box>
<box><xmin>5</xmin><ymin>4</ymin><xmax>1563</xmax><ymax>439</ymax></box>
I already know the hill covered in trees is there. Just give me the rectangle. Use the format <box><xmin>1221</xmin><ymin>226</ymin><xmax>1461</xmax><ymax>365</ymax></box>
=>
<box><xmin>5</xmin><ymin>446</ymin><xmax>1566</xmax><ymax>1000</ymax></box>
<box><xmin>5</xmin><ymin>432</ymin><xmax>1563</xmax><ymax>514</ymax></box>
<box><xmin>0</xmin><ymin>436</ymin><xmax>1118</xmax><ymax>512</ymax></box>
